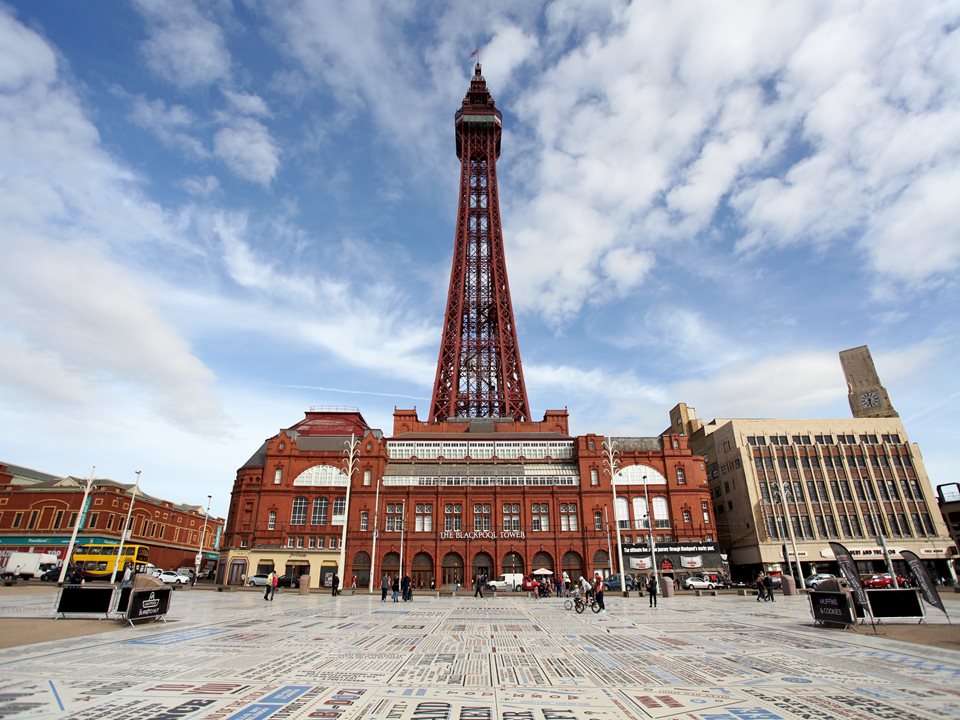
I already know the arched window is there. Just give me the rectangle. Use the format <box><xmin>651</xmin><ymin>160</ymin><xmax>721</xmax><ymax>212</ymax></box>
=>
<box><xmin>291</xmin><ymin>497</ymin><xmax>307</xmax><ymax>525</ymax></box>
<box><xmin>652</xmin><ymin>496</ymin><xmax>669</xmax><ymax>528</ymax></box>
<box><xmin>632</xmin><ymin>497</ymin><xmax>648</xmax><ymax>529</ymax></box>
<box><xmin>676</xmin><ymin>467</ymin><xmax>686</xmax><ymax>484</ymax></box>
<box><xmin>615</xmin><ymin>496</ymin><xmax>629</xmax><ymax>529</ymax></box>
<box><xmin>311</xmin><ymin>498</ymin><xmax>328</xmax><ymax>526</ymax></box>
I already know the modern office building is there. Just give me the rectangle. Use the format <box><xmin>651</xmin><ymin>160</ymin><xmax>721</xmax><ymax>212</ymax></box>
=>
<box><xmin>672</xmin><ymin>351</ymin><xmax>957</xmax><ymax>585</ymax></box>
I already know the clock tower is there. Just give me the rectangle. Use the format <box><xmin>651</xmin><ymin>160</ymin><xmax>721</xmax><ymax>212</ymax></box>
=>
<box><xmin>840</xmin><ymin>345</ymin><xmax>898</xmax><ymax>418</ymax></box>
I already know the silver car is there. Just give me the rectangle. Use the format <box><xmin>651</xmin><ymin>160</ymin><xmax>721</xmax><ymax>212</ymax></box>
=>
<box><xmin>803</xmin><ymin>573</ymin><xmax>836</xmax><ymax>589</ymax></box>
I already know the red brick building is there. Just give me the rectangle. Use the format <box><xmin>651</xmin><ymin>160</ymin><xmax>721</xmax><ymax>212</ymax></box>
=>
<box><xmin>0</xmin><ymin>462</ymin><xmax>223</xmax><ymax>574</ymax></box>
<box><xmin>222</xmin><ymin>408</ymin><xmax>716</xmax><ymax>589</ymax></box>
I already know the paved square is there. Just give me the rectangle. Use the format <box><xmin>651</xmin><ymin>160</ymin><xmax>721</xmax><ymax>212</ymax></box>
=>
<box><xmin>1</xmin><ymin>589</ymin><xmax>959</xmax><ymax>719</ymax></box>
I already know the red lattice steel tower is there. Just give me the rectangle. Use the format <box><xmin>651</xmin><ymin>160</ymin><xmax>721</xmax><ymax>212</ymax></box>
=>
<box><xmin>430</xmin><ymin>64</ymin><xmax>530</xmax><ymax>422</ymax></box>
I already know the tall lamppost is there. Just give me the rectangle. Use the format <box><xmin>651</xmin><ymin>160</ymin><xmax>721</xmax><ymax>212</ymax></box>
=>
<box><xmin>109</xmin><ymin>470</ymin><xmax>141</xmax><ymax>584</ymax></box>
<box><xmin>368</xmin><ymin>474</ymin><xmax>382</xmax><ymax>592</ymax></box>
<box><xmin>399</xmin><ymin>501</ymin><xmax>406</xmax><ymax>579</ymax></box>
<box><xmin>194</xmin><ymin>494</ymin><xmax>212</xmax><ymax>584</ymax></box>
<box><xmin>643</xmin><ymin>474</ymin><xmax>659</xmax><ymax>594</ymax></box>
<box><xmin>337</xmin><ymin>434</ymin><xmax>360</xmax><ymax>593</ymax></box>
<box><xmin>601</xmin><ymin>438</ymin><xmax>628</xmax><ymax>596</ymax></box>
<box><xmin>59</xmin><ymin>466</ymin><xmax>97</xmax><ymax>584</ymax></box>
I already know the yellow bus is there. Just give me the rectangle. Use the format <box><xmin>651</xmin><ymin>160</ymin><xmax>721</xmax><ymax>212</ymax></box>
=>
<box><xmin>73</xmin><ymin>544</ymin><xmax>151</xmax><ymax>580</ymax></box>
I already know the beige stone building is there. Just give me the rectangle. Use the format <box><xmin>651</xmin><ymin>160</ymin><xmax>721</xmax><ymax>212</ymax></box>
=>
<box><xmin>669</xmin><ymin>405</ymin><xmax>957</xmax><ymax>585</ymax></box>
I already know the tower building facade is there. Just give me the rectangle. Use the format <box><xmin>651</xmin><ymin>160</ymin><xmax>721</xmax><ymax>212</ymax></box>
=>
<box><xmin>220</xmin><ymin>68</ymin><xmax>715</xmax><ymax>590</ymax></box>
<box><xmin>840</xmin><ymin>344</ymin><xmax>898</xmax><ymax>418</ymax></box>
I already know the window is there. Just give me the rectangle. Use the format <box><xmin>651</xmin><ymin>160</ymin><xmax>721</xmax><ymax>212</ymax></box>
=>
<box><xmin>360</xmin><ymin>511</ymin><xmax>369</xmax><ymax>531</ymax></box>
<box><xmin>53</xmin><ymin>510</ymin><xmax>63</xmax><ymax>530</ymax></box>
<box><xmin>268</xmin><ymin>511</ymin><xmax>276</xmax><ymax>530</ymax></box>
<box><xmin>594</xmin><ymin>511</ymin><xmax>603</xmax><ymax>531</ymax></box>
<box><xmin>297</xmin><ymin>536</ymin><xmax>304</xmax><ymax>548</ymax></box>
<box><xmin>473</xmin><ymin>503</ymin><xmax>491</xmax><ymax>531</ymax></box>
<box><xmin>363</xmin><ymin>469</ymin><xmax>372</xmax><ymax>486</ymax></box>
<box><xmin>532</xmin><ymin>503</ymin><xmax>550</xmax><ymax>531</ymax></box>
<box><xmin>444</xmin><ymin>503</ymin><xmax>462</xmax><ymax>531</ymax></box>
<box><xmin>333</xmin><ymin>498</ymin><xmax>346</xmax><ymax>518</ymax></box>
<box><xmin>311</xmin><ymin>498</ymin><xmax>329</xmax><ymax>526</ymax></box>
<box><xmin>672</xmin><ymin>438</ymin><xmax>680</xmax><ymax>449</ymax></box>
<box><xmin>652</xmin><ymin>497</ymin><xmax>670</xmax><ymax>528</ymax></box>
<box><xmin>590</xmin><ymin>469</ymin><xmax>599</xmax><ymax>486</ymax></box>
<box><xmin>287</xmin><ymin>537</ymin><xmax>294</xmax><ymax>548</ymax></box>
<box><xmin>386</xmin><ymin>503</ymin><xmax>404</xmax><ymax>532</ymax></box>
<box><xmin>416</xmin><ymin>504</ymin><xmax>433</xmax><ymax>531</ymax></box>
<box><xmin>240</xmin><ymin>537</ymin><xmax>247</xmax><ymax>548</ymax></box>
<box><xmin>308</xmin><ymin>537</ymin><xmax>316</xmax><ymax>548</ymax></box>
<box><xmin>560</xmin><ymin>503</ymin><xmax>578</xmax><ymax>531</ymax></box>
<box><xmin>88</xmin><ymin>513</ymin><xmax>99</xmax><ymax>529</ymax></box>
<box><xmin>682</xmin><ymin>509</ymin><xmax>692</xmax><ymax>523</ymax></box>
<box><xmin>502</xmin><ymin>503</ymin><xmax>519</xmax><ymax>531</ymax></box>
<box><xmin>291</xmin><ymin>497</ymin><xmax>307</xmax><ymax>526</ymax></box>
<box><xmin>701</xmin><ymin>501</ymin><xmax>710</xmax><ymax>525</ymax></box>
<box><xmin>274</xmin><ymin>468</ymin><xmax>282</xmax><ymax>484</ymax></box>
<box><xmin>676</xmin><ymin>467</ymin><xmax>686</xmax><ymax>484</ymax></box>
<box><xmin>632</xmin><ymin>497</ymin><xmax>648</xmax><ymax>529</ymax></box>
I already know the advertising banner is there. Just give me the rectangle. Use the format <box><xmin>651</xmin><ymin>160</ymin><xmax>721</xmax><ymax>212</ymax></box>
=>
<box><xmin>808</xmin><ymin>590</ymin><xmax>856</xmax><ymax>626</ymax></box>
<box><xmin>629</xmin><ymin>556</ymin><xmax>652</xmax><ymax>570</ymax></box>
<box><xmin>829</xmin><ymin>541</ymin><xmax>868</xmax><ymax>608</ymax></box>
<box><xmin>126</xmin><ymin>587</ymin><xmax>172</xmax><ymax>624</ymax></box>
<box><xmin>680</xmin><ymin>555</ymin><xmax>703</xmax><ymax>568</ymax></box>
<box><xmin>899</xmin><ymin>550</ymin><xmax>946</xmax><ymax>615</ymax></box>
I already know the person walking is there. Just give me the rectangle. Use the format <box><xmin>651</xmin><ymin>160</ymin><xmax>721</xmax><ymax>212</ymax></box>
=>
<box><xmin>392</xmin><ymin>576</ymin><xmax>400</xmax><ymax>602</ymax></box>
<box><xmin>648</xmin><ymin>574</ymin><xmax>658</xmax><ymax>608</ymax></box>
<box><xmin>763</xmin><ymin>574</ymin><xmax>775</xmax><ymax>602</ymax></box>
<box><xmin>270</xmin><ymin>571</ymin><xmax>278</xmax><ymax>600</ymax></box>
<box><xmin>593</xmin><ymin>573</ymin><xmax>606</xmax><ymax>613</ymax></box>
<box><xmin>756</xmin><ymin>573</ymin><xmax>766</xmax><ymax>602</ymax></box>
<box><xmin>473</xmin><ymin>573</ymin><xmax>484</xmax><ymax>598</ymax></box>
<box><xmin>381</xmin><ymin>574</ymin><xmax>390</xmax><ymax>602</ymax></box>
<box><xmin>331</xmin><ymin>572</ymin><xmax>340</xmax><ymax>597</ymax></box>
<box><xmin>264</xmin><ymin>572</ymin><xmax>274</xmax><ymax>601</ymax></box>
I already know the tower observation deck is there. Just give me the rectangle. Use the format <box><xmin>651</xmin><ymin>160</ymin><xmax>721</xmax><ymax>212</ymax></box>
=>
<box><xmin>429</xmin><ymin>64</ymin><xmax>531</xmax><ymax>422</ymax></box>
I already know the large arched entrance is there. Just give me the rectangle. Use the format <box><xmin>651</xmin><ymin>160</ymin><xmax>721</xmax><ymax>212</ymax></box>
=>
<box><xmin>351</xmin><ymin>551</ymin><xmax>371</xmax><ymax>588</ymax></box>
<box><xmin>562</xmin><ymin>551</ymin><xmax>583</xmax><ymax>586</ymax></box>
<box><xmin>411</xmin><ymin>552</ymin><xmax>434</xmax><ymax>589</ymax></box>
<box><xmin>501</xmin><ymin>551</ymin><xmax>524</xmax><ymax>576</ymax></box>
<box><xmin>592</xmin><ymin>549</ymin><xmax>610</xmax><ymax>577</ymax></box>
<box><xmin>472</xmin><ymin>552</ymin><xmax>494</xmax><ymax>583</ymax></box>
<box><xmin>382</xmin><ymin>552</ymin><xmax>400</xmax><ymax>580</ymax></box>
<box><xmin>442</xmin><ymin>552</ymin><xmax>464</xmax><ymax>586</ymax></box>
<box><xmin>531</xmin><ymin>551</ymin><xmax>554</xmax><ymax>573</ymax></box>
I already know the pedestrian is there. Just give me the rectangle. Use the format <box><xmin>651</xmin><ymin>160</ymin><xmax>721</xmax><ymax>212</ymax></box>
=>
<box><xmin>763</xmin><ymin>574</ymin><xmax>774</xmax><ymax>602</ymax></box>
<box><xmin>381</xmin><ymin>574</ymin><xmax>390</xmax><ymax>602</ymax></box>
<box><xmin>579</xmin><ymin>575</ymin><xmax>591</xmax><ymax>596</ymax></box>
<box><xmin>430</xmin><ymin>577</ymin><xmax>436</xmax><ymax>590</ymax></box>
<box><xmin>392</xmin><ymin>576</ymin><xmax>400</xmax><ymax>602</ymax></box>
<box><xmin>351</xmin><ymin>574</ymin><xmax>357</xmax><ymax>589</ymax></box>
<box><xmin>271</xmin><ymin>571</ymin><xmax>279</xmax><ymax>600</ymax></box>
<box><xmin>593</xmin><ymin>573</ymin><xmax>606</xmax><ymax>613</ymax></box>
<box><xmin>556</xmin><ymin>577</ymin><xmax>563</xmax><ymax>598</ymax></box>
<box><xmin>121</xmin><ymin>563</ymin><xmax>133</xmax><ymax>588</ymax></box>
<box><xmin>402</xmin><ymin>574</ymin><xmax>412</xmax><ymax>601</ymax></box>
<box><xmin>756</xmin><ymin>574</ymin><xmax>766</xmax><ymax>602</ymax></box>
<box><xmin>264</xmin><ymin>572</ymin><xmax>273</xmax><ymax>601</ymax></box>
<box><xmin>332</xmin><ymin>572</ymin><xmax>340</xmax><ymax>597</ymax></box>
<box><xmin>648</xmin><ymin>574</ymin><xmax>658</xmax><ymax>608</ymax></box>
<box><xmin>474</xmin><ymin>573</ymin><xmax>484</xmax><ymax>598</ymax></box>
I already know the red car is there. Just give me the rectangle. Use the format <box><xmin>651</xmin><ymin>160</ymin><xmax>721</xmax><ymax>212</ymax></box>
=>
<box><xmin>520</xmin><ymin>576</ymin><xmax>539</xmax><ymax>591</ymax></box>
<box><xmin>861</xmin><ymin>574</ymin><xmax>910</xmax><ymax>588</ymax></box>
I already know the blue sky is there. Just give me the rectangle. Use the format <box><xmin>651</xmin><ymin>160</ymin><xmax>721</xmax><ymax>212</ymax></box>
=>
<box><xmin>1</xmin><ymin>1</ymin><xmax>958</xmax><ymax>519</ymax></box>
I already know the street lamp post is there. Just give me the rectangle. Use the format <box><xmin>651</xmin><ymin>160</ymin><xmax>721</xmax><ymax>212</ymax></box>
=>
<box><xmin>194</xmin><ymin>494</ymin><xmax>212</xmax><ymax>584</ymax></box>
<box><xmin>399</xmin><ymin>501</ymin><xmax>406</xmax><ymax>580</ymax></box>
<box><xmin>338</xmin><ymin>434</ymin><xmax>360</xmax><ymax>594</ymax></box>
<box><xmin>601</xmin><ymin>438</ymin><xmax>628</xmax><ymax>596</ymax></box>
<box><xmin>59</xmin><ymin>466</ymin><xmax>97</xmax><ymax>584</ymax></box>
<box><xmin>109</xmin><ymin>470</ymin><xmax>141</xmax><ymax>584</ymax></box>
<box><xmin>368</xmin><ymin>474</ymin><xmax>382</xmax><ymax>592</ymax></box>
<box><xmin>643</xmin><ymin>475</ymin><xmax>659</xmax><ymax>595</ymax></box>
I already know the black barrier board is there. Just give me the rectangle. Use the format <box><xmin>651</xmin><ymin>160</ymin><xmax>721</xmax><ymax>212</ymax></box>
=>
<box><xmin>55</xmin><ymin>585</ymin><xmax>115</xmax><ymax>616</ymax></box>
<box><xmin>809</xmin><ymin>590</ymin><xmax>855</xmax><ymax>626</ymax></box>
<box><xmin>866</xmin><ymin>588</ymin><xmax>924</xmax><ymax>619</ymax></box>
<box><xmin>116</xmin><ymin>586</ymin><xmax>132</xmax><ymax>613</ymax></box>
<box><xmin>126</xmin><ymin>587</ymin><xmax>171</xmax><ymax>623</ymax></box>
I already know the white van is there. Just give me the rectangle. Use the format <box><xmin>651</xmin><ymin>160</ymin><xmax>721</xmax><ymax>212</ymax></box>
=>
<box><xmin>486</xmin><ymin>573</ymin><xmax>524</xmax><ymax>591</ymax></box>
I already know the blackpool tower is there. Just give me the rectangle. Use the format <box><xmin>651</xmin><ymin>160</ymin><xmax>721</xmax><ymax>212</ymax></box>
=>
<box><xmin>429</xmin><ymin>64</ymin><xmax>531</xmax><ymax>422</ymax></box>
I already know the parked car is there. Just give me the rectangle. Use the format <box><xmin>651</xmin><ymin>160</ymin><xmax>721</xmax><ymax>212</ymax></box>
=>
<box><xmin>40</xmin><ymin>567</ymin><xmax>63</xmax><ymax>582</ymax></box>
<box><xmin>603</xmin><ymin>573</ymin><xmax>636</xmax><ymax>591</ymax></box>
<box><xmin>803</xmin><ymin>573</ymin><xmax>837</xmax><ymax>589</ymax></box>
<box><xmin>486</xmin><ymin>573</ymin><xmax>524</xmax><ymax>591</ymax></box>
<box><xmin>156</xmin><ymin>570</ymin><xmax>190</xmax><ymax>585</ymax></box>
<box><xmin>683</xmin><ymin>575</ymin><xmax>718</xmax><ymax>590</ymax></box>
<box><xmin>861</xmin><ymin>573</ymin><xmax>910</xmax><ymax>588</ymax></box>
<box><xmin>247</xmin><ymin>573</ymin><xmax>271</xmax><ymax>587</ymax></box>
<box><xmin>277</xmin><ymin>573</ymin><xmax>300</xmax><ymax>588</ymax></box>
<box><xmin>520</xmin><ymin>576</ymin><xmax>539</xmax><ymax>591</ymax></box>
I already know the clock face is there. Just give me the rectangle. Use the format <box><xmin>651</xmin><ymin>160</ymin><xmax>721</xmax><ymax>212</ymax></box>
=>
<box><xmin>859</xmin><ymin>391</ymin><xmax>881</xmax><ymax>408</ymax></box>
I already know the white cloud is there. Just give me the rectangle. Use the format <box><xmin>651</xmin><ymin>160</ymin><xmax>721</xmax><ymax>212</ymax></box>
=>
<box><xmin>180</xmin><ymin>175</ymin><xmax>220</xmax><ymax>197</ymax></box>
<box><xmin>134</xmin><ymin>0</ymin><xmax>230</xmax><ymax>89</ymax></box>
<box><xmin>129</xmin><ymin>96</ymin><xmax>207</xmax><ymax>158</ymax></box>
<box><xmin>213</xmin><ymin>119</ymin><xmax>280</xmax><ymax>185</ymax></box>
<box><xmin>222</xmin><ymin>88</ymin><xmax>271</xmax><ymax>117</ymax></box>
